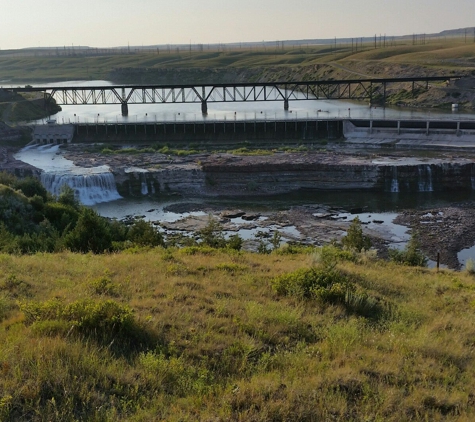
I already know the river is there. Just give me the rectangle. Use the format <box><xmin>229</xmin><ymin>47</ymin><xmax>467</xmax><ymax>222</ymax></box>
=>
<box><xmin>21</xmin><ymin>80</ymin><xmax>475</xmax><ymax>124</ymax></box>
<box><xmin>12</xmin><ymin>80</ymin><xmax>475</xmax><ymax>267</ymax></box>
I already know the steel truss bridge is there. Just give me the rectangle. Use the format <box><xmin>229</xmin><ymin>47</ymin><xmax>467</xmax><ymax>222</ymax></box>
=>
<box><xmin>9</xmin><ymin>76</ymin><xmax>461</xmax><ymax>116</ymax></box>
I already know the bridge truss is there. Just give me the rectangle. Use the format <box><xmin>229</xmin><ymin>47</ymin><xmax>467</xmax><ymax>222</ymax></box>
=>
<box><xmin>10</xmin><ymin>76</ymin><xmax>460</xmax><ymax>115</ymax></box>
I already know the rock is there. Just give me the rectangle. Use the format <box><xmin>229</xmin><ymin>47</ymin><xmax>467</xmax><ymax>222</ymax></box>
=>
<box><xmin>373</xmin><ymin>220</ymin><xmax>384</xmax><ymax>224</ymax></box>
<box><xmin>221</xmin><ymin>210</ymin><xmax>246</xmax><ymax>219</ymax></box>
<box><xmin>313</xmin><ymin>213</ymin><xmax>332</xmax><ymax>219</ymax></box>
<box><xmin>242</xmin><ymin>214</ymin><xmax>260</xmax><ymax>221</ymax></box>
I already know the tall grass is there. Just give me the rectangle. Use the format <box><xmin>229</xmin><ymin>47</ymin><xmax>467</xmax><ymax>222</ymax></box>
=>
<box><xmin>1</xmin><ymin>247</ymin><xmax>475</xmax><ymax>420</ymax></box>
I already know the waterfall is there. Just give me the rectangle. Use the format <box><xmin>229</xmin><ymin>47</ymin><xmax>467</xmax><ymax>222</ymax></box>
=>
<box><xmin>41</xmin><ymin>172</ymin><xmax>122</xmax><ymax>206</ymax></box>
<box><xmin>140</xmin><ymin>173</ymin><xmax>149</xmax><ymax>195</ymax></box>
<box><xmin>418</xmin><ymin>165</ymin><xmax>433</xmax><ymax>192</ymax></box>
<box><xmin>390</xmin><ymin>167</ymin><xmax>399</xmax><ymax>193</ymax></box>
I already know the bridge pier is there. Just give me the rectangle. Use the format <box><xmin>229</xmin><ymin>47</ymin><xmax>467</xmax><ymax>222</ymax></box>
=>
<box><xmin>121</xmin><ymin>102</ymin><xmax>129</xmax><ymax>116</ymax></box>
<box><xmin>201</xmin><ymin>100</ymin><xmax>208</xmax><ymax>115</ymax></box>
<box><xmin>284</xmin><ymin>99</ymin><xmax>289</xmax><ymax>111</ymax></box>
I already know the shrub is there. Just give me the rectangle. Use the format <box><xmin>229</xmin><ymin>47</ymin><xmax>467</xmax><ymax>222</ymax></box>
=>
<box><xmin>271</xmin><ymin>267</ymin><xmax>349</xmax><ymax>300</ymax></box>
<box><xmin>227</xmin><ymin>234</ymin><xmax>243</xmax><ymax>251</ymax></box>
<box><xmin>198</xmin><ymin>217</ymin><xmax>226</xmax><ymax>248</ymax></box>
<box><xmin>88</xmin><ymin>272</ymin><xmax>117</xmax><ymax>296</ymax></box>
<box><xmin>389</xmin><ymin>234</ymin><xmax>427</xmax><ymax>267</ymax></box>
<box><xmin>127</xmin><ymin>219</ymin><xmax>164</xmax><ymax>247</ymax></box>
<box><xmin>13</xmin><ymin>177</ymin><xmax>48</xmax><ymax>201</ymax></box>
<box><xmin>311</xmin><ymin>245</ymin><xmax>356</xmax><ymax>269</ymax></box>
<box><xmin>43</xmin><ymin>202</ymin><xmax>79</xmax><ymax>233</ymax></box>
<box><xmin>465</xmin><ymin>258</ymin><xmax>475</xmax><ymax>275</ymax></box>
<box><xmin>20</xmin><ymin>298</ymin><xmax>152</xmax><ymax>351</ymax></box>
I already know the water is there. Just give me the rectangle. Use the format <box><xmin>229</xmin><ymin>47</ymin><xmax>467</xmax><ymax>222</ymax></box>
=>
<box><xmin>18</xmin><ymin>80</ymin><xmax>475</xmax><ymax>125</ymax></box>
<box><xmin>418</xmin><ymin>165</ymin><xmax>433</xmax><ymax>192</ymax></box>
<box><xmin>14</xmin><ymin>145</ymin><xmax>121</xmax><ymax>205</ymax></box>
<box><xmin>458</xmin><ymin>247</ymin><xmax>475</xmax><ymax>269</ymax></box>
<box><xmin>390</xmin><ymin>167</ymin><xmax>399</xmax><ymax>193</ymax></box>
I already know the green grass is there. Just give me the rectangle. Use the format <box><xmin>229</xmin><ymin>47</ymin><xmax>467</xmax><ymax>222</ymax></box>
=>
<box><xmin>2</xmin><ymin>247</ymin><xmax>475</xmax><ymax>420</ymax></box>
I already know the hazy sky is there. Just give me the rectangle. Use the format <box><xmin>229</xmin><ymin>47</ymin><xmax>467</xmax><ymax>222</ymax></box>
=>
<box><xmin>1</xmin><ymin>0</ymin><xmax>474</xmax><ymax>49</ymax></box>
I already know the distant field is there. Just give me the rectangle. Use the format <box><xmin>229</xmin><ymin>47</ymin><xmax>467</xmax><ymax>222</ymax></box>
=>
<box><xmin>0</xmin><ymin>38</ymin><xmax>474</xmax><ymax>83</ymax></box>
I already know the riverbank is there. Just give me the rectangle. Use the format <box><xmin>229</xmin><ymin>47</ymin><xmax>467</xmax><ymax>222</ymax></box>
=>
<box><xmin>7</xmin><ymin>141</ymin><xmax>475</xmax><ymax>269</ymax></box>
<box><xmin>57</xmin><ymin>143</ymin><xmax>475</xmax><ymax>268</ymax></box>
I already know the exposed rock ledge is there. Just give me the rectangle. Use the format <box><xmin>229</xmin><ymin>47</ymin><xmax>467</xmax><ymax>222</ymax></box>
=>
<box><xmin>60</xmin><ymin>146</ymin><xmax>475</xmax><ymax>197</ymax></box>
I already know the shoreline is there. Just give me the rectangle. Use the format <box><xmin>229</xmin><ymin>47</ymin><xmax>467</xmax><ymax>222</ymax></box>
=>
<box><xmin>5</xmin><ymin>143</ymin><xmax>475</xmax><ymax>269</ymax></box>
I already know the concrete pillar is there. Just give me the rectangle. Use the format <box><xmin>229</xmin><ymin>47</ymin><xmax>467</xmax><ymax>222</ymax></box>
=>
<box><xmin>284</xmin><ymin>99</ymin><xmax>289</xmax><ymax>111</ymax></box>
<box><xmin>121</xmin><ymin>102</ymin><xmax>129</xmax><ymax>116</ymax></box>
<box><xmin>397</xmin><ymin>121</ymin><xmax>401</xmax><ymax>135</ymax></box>
<box><xmin>369</xmin><ymin>120</ymin><xmax>373</xmax><ymax>135</ymax></box>
<box><xmin>201</xmin><ymin>100</ymin><xmax>208</xmax><ymax>115</ymax></box>
<box><xmin>457</xmin><ymin>121</ymin><xmax>461</xmax><ymax>136</ymax></box>
<box><xmin>426</xmin><ymin>121</ymin><xmax>430</xmax><ymax>135</ymax></box>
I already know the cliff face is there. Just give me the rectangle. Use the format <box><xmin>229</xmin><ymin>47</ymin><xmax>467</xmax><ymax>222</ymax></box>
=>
<box><xmin>110</xmin><ymin>153</ymin><xmax>475</xmax><ymax>198</ymax></box>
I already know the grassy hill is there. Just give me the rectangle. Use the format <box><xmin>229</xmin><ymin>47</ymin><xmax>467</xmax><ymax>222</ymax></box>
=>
<box><xmin>0</xmin><ymin>39</ymin><xmax>474</xmax><ymax>83</ymax></box>
<box><xmin>1</xmin><ymin>245</ymin><xmax>475</xmax><ymax>421</ymax></box>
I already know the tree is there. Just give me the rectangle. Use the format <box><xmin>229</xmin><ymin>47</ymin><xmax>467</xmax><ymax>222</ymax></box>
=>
<box><xmin>58</xmin><ymin>185</ymin><xmax>79</xmax><ymax>209</ymax></box>
<box><xmin>389</xmin><ymin>233</ymin><xmax>427</xmax><ymax>267</ymax></box>
<box><xmin>342</xmin><ymin>217</ymin><xmax>371</xmax><ymax>252</ymax></box>
<box><xmin>127</xmin><ymin>219</ymin><xmax>164</xmax><ymax>247</ymax></box>
<box><xmin>64</xmin><ymin>208</ymin><xmax>112</xmax><ymax>253</ymax></box>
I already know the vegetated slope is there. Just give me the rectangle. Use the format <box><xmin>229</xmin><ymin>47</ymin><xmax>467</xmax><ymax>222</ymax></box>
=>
<box><xmin>0</xmin><ymin>90</ymin><xmax>61</xmax><ymax>123</ymax></box>
<box><xmin>1</xmin><ymin>246</ymin><xmax>475</xmax><ymax>421</ymax></box>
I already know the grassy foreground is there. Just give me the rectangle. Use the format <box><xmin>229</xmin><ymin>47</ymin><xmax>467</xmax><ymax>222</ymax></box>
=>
<box><xmin>1</xmin><ymin>247</ymin><xmax>475</xmax><ymax>421</ymax></box>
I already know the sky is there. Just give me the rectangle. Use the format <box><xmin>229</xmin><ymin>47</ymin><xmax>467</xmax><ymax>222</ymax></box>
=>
<box><xmin>1</xmin><ymin>0</ymin><xmax>474</xmax><ymax>49</ymax></box>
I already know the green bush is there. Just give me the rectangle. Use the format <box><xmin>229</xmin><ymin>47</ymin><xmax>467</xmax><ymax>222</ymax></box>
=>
<box><xmin>127</xmin><ymin>219</ymin><xmax>164</xmax><ymax>247</ymax></box>
<box><xmin>272</xmin><ymin>267</ymin><xmax>349</xmax><ymax>300</ymax></box>
<box><xmin>43</xmin><ymin>202</ymin><xmax>79</xmax><ymax>233</ymax></box>
<box><xmin>389</xmin><ymin>234</ymin><xmax>427</xmax><ymax>267</ymax></box>
<box><xmin>13</xmin><ymin>177</ymin><xmax>48</xmax><ymax>201</ymax></box>
<box><xmin>198</xmin><ymin>217</ymin><xmax>226</xmax><ymax>248</ymax></box>
<box><xmin>64</xmin><ymin>208</ymin><xmax>112</xmax><ymax>254</ymax></box>
<box><xmin>88</xmin><ymin>273</ymin><xmax>117</xmax><ymax>296</ymax></box>
<box><xmin>226</xmin><ymin>234</ymin><xmax>243</xmax><ymax>251</ymax></box>
<box><xmin>20</xmin><ymin>298</ymin><xmax>152</xmax><ymax>351</ymax></box>
<box><xmin>272</xmin><ymin>266</ymin><xmax>389</xmax><ymax>319</ymax></box>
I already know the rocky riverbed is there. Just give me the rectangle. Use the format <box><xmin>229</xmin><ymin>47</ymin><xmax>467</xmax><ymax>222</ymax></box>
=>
<box><xmin>5</xmin><ymin>143</ymin><xmax>475</xmax><ymax>269</ymax></box>
<box><xmin>395</xmin><ymin>205</ymin><xmax>475</xmax><ymax>269</ymax></box>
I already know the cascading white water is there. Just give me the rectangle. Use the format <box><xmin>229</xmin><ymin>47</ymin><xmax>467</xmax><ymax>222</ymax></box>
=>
<box><xmin>390</xmin><ymin>167</ymin><xmax>399</xmax><ymax>193</ymax></box>
<box><xmin>140</xmin><ymin>173</ymin><xmax>149</xmax><ymax>195</ymax></box>
<box><xmin>14</xmin><ymin>145</ymin><xmax>122</xmax><ymax>206</ymax></box>
<box><xmin>41</xmin><ymin>172</ymin><xmax>122</xmax><ymax>206</ymax></box>
<box><xmin>418</xmin><ymin>165</ymin><xmax>433</xmax><ymax>192</ymax></box>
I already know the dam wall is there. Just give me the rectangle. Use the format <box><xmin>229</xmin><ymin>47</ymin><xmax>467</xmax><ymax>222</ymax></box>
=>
<box><xmin>72</xmin><ymin>119</ymin><xmax>344</xmax><ymax>144</ymax></box>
